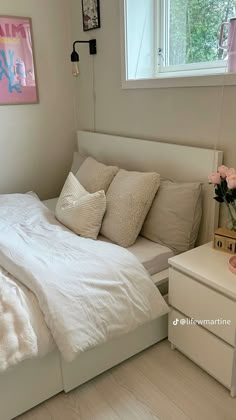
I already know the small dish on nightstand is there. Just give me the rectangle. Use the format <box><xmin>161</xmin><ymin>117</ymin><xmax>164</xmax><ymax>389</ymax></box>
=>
<box><xmin>229</xmin><ymin>256</ymin><xmax>236</xmax><ymax>274</ymax></box>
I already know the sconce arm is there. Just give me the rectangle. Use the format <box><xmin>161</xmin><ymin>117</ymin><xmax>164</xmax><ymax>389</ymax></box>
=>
<box><xmin>72</xmin><ymin>39</ymin><xmax>97</xmax><ymax>55</ymax></box>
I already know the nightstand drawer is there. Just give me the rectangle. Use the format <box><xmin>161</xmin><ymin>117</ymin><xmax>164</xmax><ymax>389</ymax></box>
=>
<box><xmin>168</xmin><ymin>309</ymin><xmax>235</xmax><ymax>389</ymax></box>
<box><xmin>169</xmin><ymin>268</ymin><xmax>236</xmax><ymax>346</ymax></box>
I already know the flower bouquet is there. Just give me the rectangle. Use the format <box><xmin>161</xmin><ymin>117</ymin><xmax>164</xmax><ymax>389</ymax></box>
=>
<box><xmin>209</xmin><ymin>166</ymin><xmax>236</xmax><ymax>232</ymax></box>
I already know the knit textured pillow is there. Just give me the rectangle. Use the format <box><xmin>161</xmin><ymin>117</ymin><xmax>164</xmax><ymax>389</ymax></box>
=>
<box><xmin>76</xmin><ymin>157</ymin><xmax>119</xmax><ymax>193</ymax></box>
<box><xmin>101</xmin><ymin>169</ymin><xmax>160</xmax><ymax>247</ymax></box>
<box><xmin>56</xmin><ymin>172</ymin><xmax>106</xmax><ymax>240</ymax></box>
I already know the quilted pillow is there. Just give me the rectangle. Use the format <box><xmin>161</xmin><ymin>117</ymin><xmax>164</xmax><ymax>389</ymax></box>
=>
<box><xmin>76</xmin><ymin>157</ymin><xmax>119</xmax><ymax>193</ymax></box>
<box><xmin>141</xmin><ymin>180</ymin><xmax>202</xmax><ymax>254</ymax></box>
<box><xmin>56</xmin><ymin>172</ymin><xmax>106</xmax><ymax>240</ymax></box>
<box><xmin>101</xmin><ymin>169</ymin><xmax>160</xmax><ymax>247</ymax></box>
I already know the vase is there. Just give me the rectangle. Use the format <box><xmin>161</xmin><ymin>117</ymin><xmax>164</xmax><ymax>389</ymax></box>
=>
<box><xmin>226</xmin><ymin>204</ymin><xmax>236</xmax><ymax>232</ymax></box>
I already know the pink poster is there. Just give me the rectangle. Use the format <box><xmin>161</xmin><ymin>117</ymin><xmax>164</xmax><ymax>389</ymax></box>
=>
<box><xmin>0</xmin><ymin>16</ymin><xmax>38</xmax><ymax>105</ymax></box>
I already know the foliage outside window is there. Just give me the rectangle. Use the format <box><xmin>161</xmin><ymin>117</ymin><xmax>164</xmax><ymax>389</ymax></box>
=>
<box><xmin>168</xmin><ymin>0</ymin><xmax>236</xmax><ymax>66</ymax></box>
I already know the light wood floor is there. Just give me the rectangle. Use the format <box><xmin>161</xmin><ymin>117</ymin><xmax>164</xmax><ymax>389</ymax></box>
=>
<box><xmin>17</xmin><ymin>340</ymin><xmax>236</xmax><ymax>420</ymax></box>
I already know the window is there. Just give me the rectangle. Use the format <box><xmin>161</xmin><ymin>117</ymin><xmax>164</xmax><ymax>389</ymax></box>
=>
<box><xmin>122</xmin><ymin>0</ymin><xmax>236</xmax><ymax>86</ymax></box>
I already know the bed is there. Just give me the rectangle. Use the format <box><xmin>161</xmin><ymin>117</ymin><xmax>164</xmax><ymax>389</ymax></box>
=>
<box><xmin>0</xmin><ymin>131</ymin><xmax>223</xmax><ymax>420</ymax></box>
<box><xmin>43</xmin><ymin>195</ymin><xmax>173</xmax><ymax>294</ymax></box>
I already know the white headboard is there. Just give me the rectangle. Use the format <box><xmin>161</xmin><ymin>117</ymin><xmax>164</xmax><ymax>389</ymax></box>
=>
<box><xmin>77</xmin><ymin>131</ymin><xmax>223</xmax><ymax>245</ymax></box>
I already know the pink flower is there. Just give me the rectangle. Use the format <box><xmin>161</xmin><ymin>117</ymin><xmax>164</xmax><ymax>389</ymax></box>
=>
<box><xmin>227</xmin><ymin>175</ymin><xmax>236</xmax><ymax>190</ymax></box>
<box><xmin>208</xmin><ymin>172</ymin><xmax>221</xmax><ymax>185</ymax></box>
<box><xmin>218</xmin><ymin>165</ymin><xmax>228</xmax><ymax>178</ymax></box>
<box><xmin>226</xmin><ymin>168</ymin><xmax>236</xmax><ymax>177</ymax></box>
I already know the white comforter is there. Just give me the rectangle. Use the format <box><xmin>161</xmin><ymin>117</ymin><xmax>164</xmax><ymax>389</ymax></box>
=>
<box><xmin>0</xmin><ymin>194</ymin><xmax>169</xmax><ymax>368</ymax></box>
<box><xmin>0</xmin><ymin>267</ymin><xmax>54</xmax><ymax>371</ymax></box>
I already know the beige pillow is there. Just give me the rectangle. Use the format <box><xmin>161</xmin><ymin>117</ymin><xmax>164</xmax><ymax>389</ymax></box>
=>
<box><xmin>101</xmin><ymin>169</ymin><xmax>160</xmax><ymax>247</ymax></box>
<box><xmin>56</xmin><ymin>172</ymin><xmax>106</xmax><ymax>240</ymax></box>
<box><xmin>76</xmin><ymin>157</ymin><xmax>119</xmax><ymax>193</ymax></box>
<box><xmin>141</xmin><ymin>180</ymin><xmax>202</xmax><ymax>254</ymax></box>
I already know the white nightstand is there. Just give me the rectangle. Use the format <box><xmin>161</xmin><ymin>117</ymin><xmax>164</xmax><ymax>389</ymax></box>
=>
<box><xmin>168</xmin><ymin>242</ymin><xmax>236</xmax><ymax>397</ymax></box>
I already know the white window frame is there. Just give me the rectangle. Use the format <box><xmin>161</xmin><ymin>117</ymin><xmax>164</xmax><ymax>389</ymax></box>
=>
<box><xmin>120</xmin><ymin>0</ymin><xmax>236</xmax><ymax>89</ymax></box>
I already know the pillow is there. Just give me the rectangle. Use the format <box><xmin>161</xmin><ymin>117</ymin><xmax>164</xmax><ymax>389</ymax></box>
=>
<box><xmin>141</xmin><ymin>180</ymin><xmax>202</xmax><ymax>254</ymax></box>
<box><xmin>71</xmin><ymin>152</ymin><xmax>86</xmax><ymax>174</ymax></box>
<box><xmin>56</xmin><ymin>172</ymin><xmax>106</xmax><ymax>240</ymax></box>
<box><xmin>101</xmin><ymin>169</ymin><xmax>160</xmax><ymax>247</ymax></box>
<box><xmin>76</xmin><ymin>157</ymin><xmax>119</xmax><ymax>193</ymax></box>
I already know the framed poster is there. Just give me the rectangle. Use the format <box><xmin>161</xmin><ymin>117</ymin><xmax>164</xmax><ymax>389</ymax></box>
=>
<box><xmin>0</xmin><ymin>16</ymin><xmax>38</xmax><ymax>105</ymax></box>
<box><xmin>82</xmin><ymin>0</ymin><xmax>101</xmax><ymax>31</ymax></box>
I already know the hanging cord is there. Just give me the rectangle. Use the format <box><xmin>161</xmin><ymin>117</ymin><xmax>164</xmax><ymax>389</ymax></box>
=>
<box><xmin>92</xmin><ymin>55</ymin><xmax>97</xmax><ymax>132</ymax></box>
<box><xmin>213</xmin><ymin>64</ymin><xmax>227</xmax><ymax>159</ymax></box>
<box><xmin>64</xmin><ymin>0</ymin><xmax>96</xmax><ymax>133</ymax></box>
<box><xmin>72</xmin><ymin>78</ymin><xmax>79</xmax><ymax>132</ymax></box>
<box><xmin>65</xmin><ymin>0</ymin><xmax>80</xmax><ymax>133</ymax></box>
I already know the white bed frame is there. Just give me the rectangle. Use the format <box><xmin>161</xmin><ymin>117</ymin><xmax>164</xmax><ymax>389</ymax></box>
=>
<box><xmin>0</xmin><ymin>131</ymin><xmax>223</xmax><ymax>420</ymax></box>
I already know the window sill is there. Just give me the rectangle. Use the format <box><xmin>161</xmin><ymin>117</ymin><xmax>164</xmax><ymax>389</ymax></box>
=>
<box><xmin>122</xmin><ymin>71</ymin><xmax>236</xmax><ymax>89</ymax></box>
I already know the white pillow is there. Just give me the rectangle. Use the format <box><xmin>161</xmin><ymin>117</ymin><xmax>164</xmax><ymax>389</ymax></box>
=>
<box><xmin>56</xmin><ymin>172</ymin><xmax>106</xmax><ymax>240</ymax></box>
<box><xmin>101</xmin><ymin>169</ymin><xmax>160</xmax><ymax>247</ymax></box>
<box><xmin>76</xmin><ymin>157</ymin><xmax>119</xmax><ymax>193</ymax></box>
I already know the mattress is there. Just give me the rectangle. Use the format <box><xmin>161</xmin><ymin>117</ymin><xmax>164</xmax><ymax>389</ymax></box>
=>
<box><xmin>128</xmin><ymin>239</ymin><xmax>174</xmax><ymax>275</ymax></box>
<box><xmin>43</xmin><ymin>198</ymin><xmax>174</xmax><ymax>275</ymax></box>
<box><xmin>98</xmin><ymin>235</ymin><xmax>173</xmax><ymax>275</ymax></box>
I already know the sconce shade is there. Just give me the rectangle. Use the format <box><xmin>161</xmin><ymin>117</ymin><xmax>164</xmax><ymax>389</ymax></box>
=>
<box><xmin>71</xmin><ymin>50</ymin><xmax>79</xmax><ymax>62</ymax></box>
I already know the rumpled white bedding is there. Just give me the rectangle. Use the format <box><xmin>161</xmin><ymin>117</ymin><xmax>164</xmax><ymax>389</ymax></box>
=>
<box><xmin>0</xmin><ymin>267</ymin><xmax>54</xmax><ymax>371</ymax></box>
<box><xmin>0</xmin><ymin>194</ymin><xmax>169</xmax><ymax>367</ymax></box>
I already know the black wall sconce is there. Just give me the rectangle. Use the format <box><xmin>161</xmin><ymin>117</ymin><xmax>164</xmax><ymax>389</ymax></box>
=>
<box><xmin>71</xmin><ymin>39</ymin><xmax>97</xmax><ymax>77</ymax></box>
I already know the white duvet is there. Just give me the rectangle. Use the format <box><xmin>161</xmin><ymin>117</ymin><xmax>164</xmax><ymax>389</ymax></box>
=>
<box><xmin>0</xmin><ymin>194</ymin><xmax>169</xmax><ymax>368</ymax></box>
<box><xmin>0</xmin><ymin>267</ymin><xmax>54</xmax><ymax>371</ymax></box>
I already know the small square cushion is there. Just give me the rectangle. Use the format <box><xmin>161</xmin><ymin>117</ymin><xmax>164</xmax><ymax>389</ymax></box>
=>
<box><xmin>76</xmin><ymin>157</ymin><xmax>119</xmax><ymax>193</ymax></box>
<box><xmin>101</xmin><ymin>169</ymin><xmax>160</xmax><ymax>247</ymax></box>
<box><xmin>141</xmin><ymin>180</ymin><xmax>202</xmax><ymax>254</ymax></box>
<box><xmin>56</xmin><ymin>172</ymin><xmax>106</xmax><ymax>240</ymax></box>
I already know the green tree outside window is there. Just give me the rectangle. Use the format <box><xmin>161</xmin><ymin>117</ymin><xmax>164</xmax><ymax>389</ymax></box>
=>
<box><xmin>169</xmin><ymin>0</ymin><xmax>236</xmax><ymax>66</ymax></box>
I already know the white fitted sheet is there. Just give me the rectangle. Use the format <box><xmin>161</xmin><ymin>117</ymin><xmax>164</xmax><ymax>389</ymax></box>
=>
<box><xmin>43</xmin><ymin>198</ymin><xmax>174</xmax><ymax>275</ymax></box>
<box><xmin>99</xmin><ymin>235</ymin><xmax>174</xmax><ymax>275</ymax></box>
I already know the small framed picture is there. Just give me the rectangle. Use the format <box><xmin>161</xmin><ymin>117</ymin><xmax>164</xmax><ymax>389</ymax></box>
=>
<box><xmin>0</xmin><ymin>15</ymin><xmax>38</xmax><ymax>105</ymax></box>
<box><xmin>82</xmin><ymin>0</ymin><xmax>101</xmax><ymax>32</ymax></box>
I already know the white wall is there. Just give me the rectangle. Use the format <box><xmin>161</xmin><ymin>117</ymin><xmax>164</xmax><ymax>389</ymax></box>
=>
<box><xmin>72</xmin><ymin>0</ymin><xmax>236</xmax><ymax>226</ymax></box>
<box><xmin>0</xmin><ymin>0</ymin><xmax>75</xmax><ymax>199</ymax></box>
<box><xmin>1</xmin><ymin>1</ymin><xmax>234</xmax><ymax>207</ymax></box>
<box><xmin>73</xmin><ymin>0</ymin><xmax>236</xmax><ymax>174</ymax></box>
